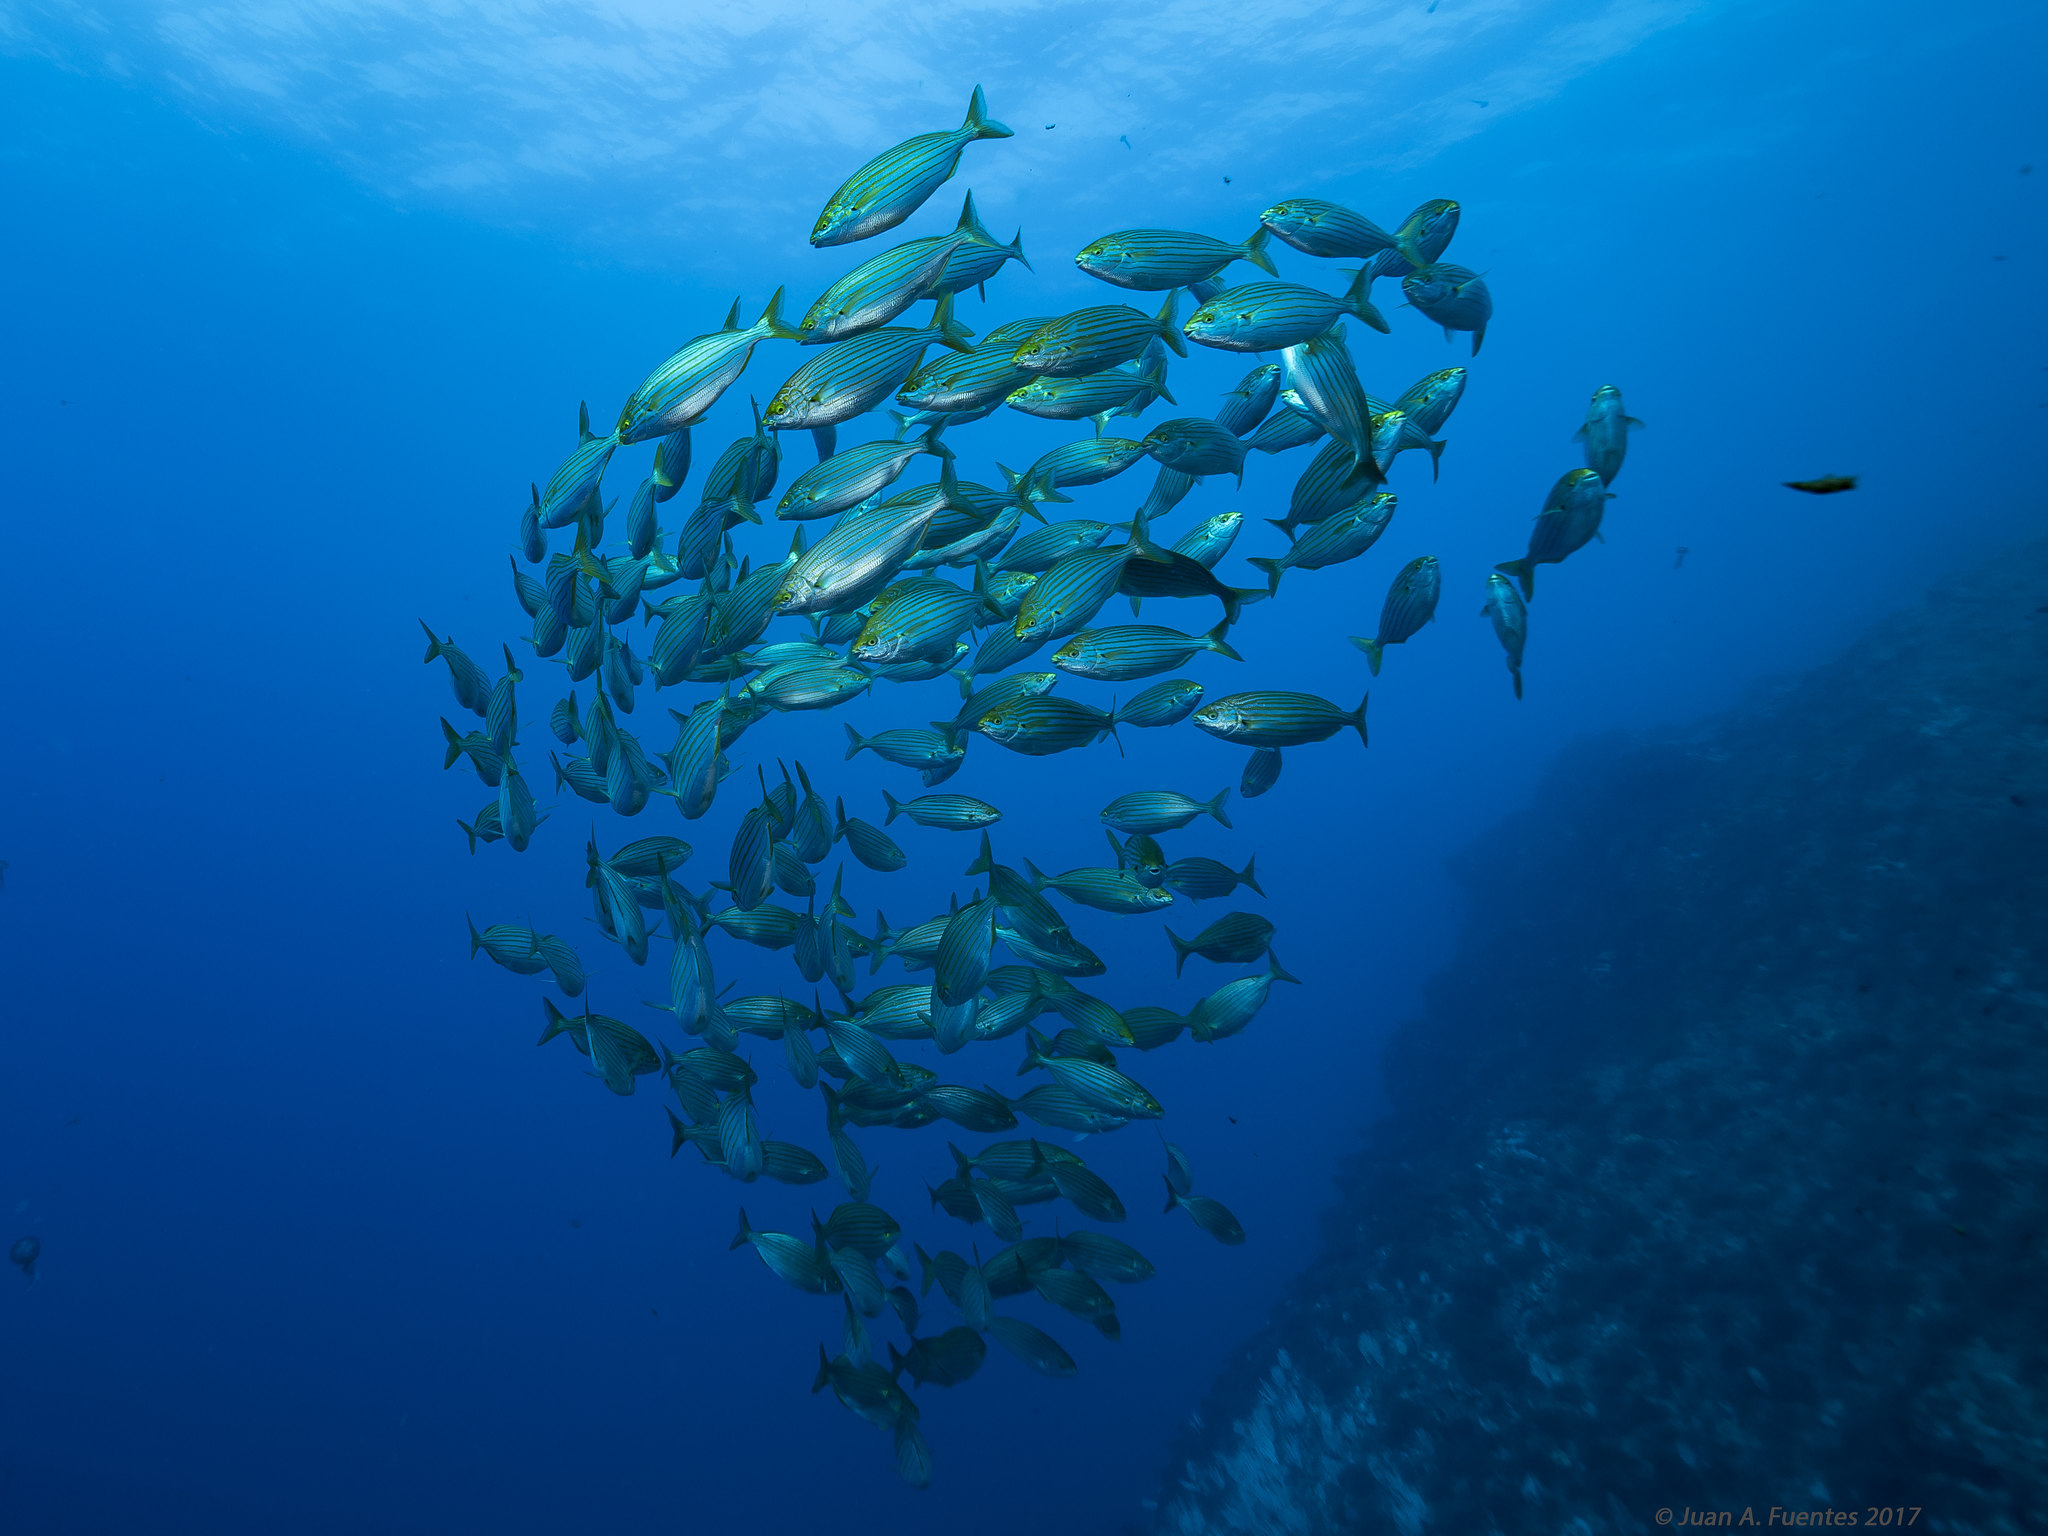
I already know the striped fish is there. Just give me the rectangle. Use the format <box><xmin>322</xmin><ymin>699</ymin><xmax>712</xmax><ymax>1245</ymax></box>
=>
<box><xmin>651</xmin><ymin>429</ymin><xmax>692</xmax><ymax>501</ymax></box>
<box><xmin>1183</xmin><ymin>273</ymin><xmax>1388</xmax><ymax>353</ymax></box>
<box><xmin>1482</xmin><ymin>572</ymin><xmax>1529</xmax><ymax>700</ymax></box>
<box><xmin>1173</xmin><ymin>511</ymin><xmax>1243</xmax><ymax>570</ymax></box>
<box><xmin>976</xmin><ymin>696</ymin><xmax>1118</xmax><ymax>756</ymax></box>
<box><xmin>765</xmin><ymin>294</ymin><xmax>974</xmax><ymax>430</ymax></box>
<box><xmin>616</xmin><ymin>293</ymin><xmax>802</xmax><ymax>443</ymax></box>
<box><xmin>1402</xmin><ymin>262</ymin><xmax>1492</xmax><ymax>354</ymax></box>
<box><xmin>496</xmin><ymin>759</ymin><xmax>537</xmax><ymax>852</ymax></box>
<box><xmin>732</xmin><ymin>1209</ymin><xmax>834</xmax><ymax>1292</ymax></box>
<box><xmin>420</xmin><ymin>622</ymin><xmax>490</xmax><ymax>717</ymax></box>
<box><xmin>898</xmin><ymin>316</ymin><xmax>1050</xmax><ymax>412</ymax></box>
<box><xmin>1186</xmin><ymin>951</ymin><xmax>1300</xmax><ymax>1043</ymax></box>
<box><xmin>659</xmin><ymin>696</ymin><xmax>731</xmax><ymax>820</ymax></box>
<box><xmin>1020</xmin><ymin>1033</ymin><xmax>1162</xmax><ymax>1118</ymax></box>
<box><xmin>1260</xmin><ymin>195</ymin><xmax>1400</xmax><ymax>259</ymax></box>
<box><xmin>1013</xmin><ymin>1082</ymin><xmax>1130</xmax><ymax>1135</ymax></box>
<box><xmin>442</xmin><ymin>719</ymin><xmax>504</xmax><ymax>787</ymax></box>
<box><xmin>1394</xmin><ymin>198</ymin><xmax>1461</xmax><ymax>267</ymax></box>
<box><xmin>1026</xmin><ymin>861</ymin><xmax>1173</xmax><ymax>915</ymax></box>
<box><xmin>929</xmin><ymin>192</ymin><xmax>1031</xmax><ymax>296</ymax></box>
<box><xmin>1368</xmin><ymin>406</ymin><xmax>1446</xmax><ymax>479</ymax></box>
<box><xmin>834</xmin><ymin>797</ymin><xmax>907</xmax><ymax>872</ymax></box>
<box><xmin>1163</xmin><ymin>1183</ymin><xmax>1246</xmax><ymax>1245</ymax></box>
<box><xmin>1281</xmin><ymin>324</ymin><xmax>1373</xmax><ymax>471</ymax></box>
<box><xmin>1398</xmin><ymin>366</ymin><xmax>1469</xmax><ymax>436</ymax></box>
<box><xmin>1100</xmin><ymin>788</ymin><xmax>1232</xmax><ymax>835</ymax></box>
<box><xmin>699</xmin><ymin>400</ymin><xmax>782</xmax><ymax>509</ymax></box>
<box><xmin>1248</xmin><ymin>492</ymin><xmax>1396</xmax><ymax>594</ymax></box>
<box><xmin>457</xmin><ymin>803</ymin><xmax>504</xmax><ymax>853</ymax></box>
<box><xmin>742</xmin><ymin>660</ymin><xmax>873</xmax><ymax>712</ymax></box>
<box><xmin>802</xmin><ymin>227</ymin><xmax>971</xmax><ymax>343</ymax></box>
<box><xmin>1012</xmin><ymin>291</ymin><xmax>1186</xmax><ymax>378</ymax></box>
<box><xmin>1114</xmin><ymin>678</ymin><xmax>1202</xmax><ymax>729</ymax></box>
<box><xmin>1575</xmin><ymin>383</ymin><xmax>1643</xmax><ymax>485</ymax></box>
<box><xmin>949</xmin><ymin>670</ymin><xmax>1055</xmax><ymax>730</ymax></box>
<box><xmin>934</xmin><ymin>897</ymin><xmax>998</xmax><ymax>1006</ymax></box>
<box><xmin>1165</xmin><ymin>910</ymin><xmax>1274</xmax><ymax>974</ymax></box>
<box><xmin>774</xmin><ymin>499</ymin><xmax>939</xmax><ymax>616</ymax></box>
<box><xmin>517</xmin><ymin>497</ymin><xmax>544</xmax><ymax>563</ymax></box>
<box><xmin>537</xmin><ymin>402</ymin><xmax>616</xmax><ymax>527</ymax></box>
<box><xmin>467</xmin><ymin>918</ymin><xmax>549</xmax><ymax>976</ymax></box>
<box><xmin>1285</xmin><ymin>436</ymin><xmax>1384</xmax><ymax>528</ymax></box>
<box><xmin>985</xmin><ymin>1314</ymin><xmax>1078</xmax><ymax>1377</ymax></box>
<box><xmin>1051</xmin><ymin>622</ymin><xmax>1239</xmax><ymax>682</ymax></box>
<box><xmin>1012</xmin><ymin>544</ymin><xmax>1137</xmax><ymax>641</ymax></box>
<box><xmin>776</xmin><ymin>427</ymin><xmax>948</xmax><ymax>522</ymax></box>
<box><xmin>1214</xmin><ymin>362</ymin><xmax>1280</xmax><ymax>436</ymax></box>
<box><xmin>811</xmin><ymin>85</ymin><xmax>1013</xmax><ymax>247</ymax></box>
<box><xmin>1495</xmin><ymin>469</ymin><xmax>1609</xmax><ymax>599</ymax></box>
<box><xmin>1026</xmin><ymin>435</ymin><xmax>1151</xmax><ymax>493</ymax></box>
<box><xmin>1192</xmin><ymin>690</ymin><xmax>1368</xmax><ymax>748</ymax></box>
<box><xmin>880</xmin><ymin>791</ymin><xmax>1001</xmax><ymax>830</ymax></box>
<box><xmin>1244</xmin><ymin>401</ymin><xmax>1325</xmax><ymax>455</ymax></box>
<box><xmin>1164</xmin><ymin>853</ymin><xmax>1262</xmax><ymax>901</ymax></box>
<box><xmin>1074</xmin><ymin>226</ymin><xmax>1277</xmax><ymax>291</ymax></box>
<box><xmin>852</xmin><ymin>579</ymin><xmax>990</xmax><ymax>664</ymax></box>
<box><xmin>1142</xmin><ymin>416</ymin><xmax>1246</xmax><ymax>479</ymax></box>
<box><xmin>996</xmin><ymin>517</ymin><xmax>1115</xmax><ymax>574</ymax></box>
<box><xmin>1004</xmin><ymin>348</ymin><xmax>1173</xmax><ymax>425</ymax></box>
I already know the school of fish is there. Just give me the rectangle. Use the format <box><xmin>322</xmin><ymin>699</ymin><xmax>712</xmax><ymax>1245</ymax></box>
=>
<box><xmin>424</xmin><ymin>86</ymin><xmax>1641</xmax><ymax>1486</ymax></box>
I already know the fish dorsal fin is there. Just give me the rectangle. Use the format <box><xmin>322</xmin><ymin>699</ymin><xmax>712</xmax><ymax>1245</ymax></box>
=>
<box><xmin>577</xmin><ymin>401</ymin><xmax>595</xmax><ymax>444</ymax></box>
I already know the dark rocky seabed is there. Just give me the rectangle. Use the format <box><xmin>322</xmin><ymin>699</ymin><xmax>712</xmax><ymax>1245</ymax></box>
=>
<box><xmin>1157</xmin><ymin>540</ymin><xmax>2048</xmax><ymax>1535</ymax></box>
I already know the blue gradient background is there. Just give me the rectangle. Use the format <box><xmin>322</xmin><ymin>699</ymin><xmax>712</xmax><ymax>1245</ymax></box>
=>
<box><xmin>1</xmin><ymin>2</ymin><xmax>2041</xmax><ymax>1530</ymax></box>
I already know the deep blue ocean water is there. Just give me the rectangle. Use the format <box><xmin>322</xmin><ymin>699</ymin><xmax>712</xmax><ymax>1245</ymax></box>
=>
<box><xmin>1</xmin><ymin>3</ymin><xmax>2041</xmax><ymax>1531</ymax></box>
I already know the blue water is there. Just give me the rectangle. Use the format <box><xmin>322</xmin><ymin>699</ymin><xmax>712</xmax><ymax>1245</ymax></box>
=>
<box><xmin>1</xmin><ymin>4</ymin><xmax>2040</xmax><ymax>1531</ymax></box>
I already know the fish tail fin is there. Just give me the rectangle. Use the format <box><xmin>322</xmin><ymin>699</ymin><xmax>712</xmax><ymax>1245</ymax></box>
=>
<box><xmin>1268</xmin><ymin>949</ymin><xmax>1302</xmax><ymax>986</ymax></box>
<box><xmin>913</xmin><ymin>1242</ymin><xmax>938</xmax><ymax>1296</ymax></box>
<box><xmin>731</xmin><ymin>1207</ymin><xmax>754</xmax><ymax>1250</ymax></box>
<box><xmin>1246</xmin><ymin>556</ymin><xmax>1284</xmax><ymax>597</ymax></box>
<box><xmin>1203</xmin><ymin>620</ymin><xmax>1242</xmax><ymax>662</ymax></box>
<box><xmin>950</xmin><ymin>667</ymin><xmax>974</xmax><ymax>700</ymax></box>
<box><xmin>1428</xmin><ymin>437</ymin><xmax>1446</xmax><ymax>481</ymax></box>
<box><xmin>466</xmin><ymin>914</ymin><xmax>483</xmax><ymax>957</ymax></box>
<box><xmin>964</xmin><ymin>831</ymin><xmax>994</xmax><ymax>878</ymax></box>
<box><xmin>1205</xmin><ymin>789</ymin><xmax>1233</xmax><ymax>830</ymax></box>
<box><xmin>457</xmin><ymin>818</ymin><xmax>479</xmax><ymax>854</ymax></box>
<box><xmin>832</xmin><ymin>795</ymin><xmax>849</xmax><ymax>841</ymax></box>
<box><xmin>757</xmin><ymin>286</ymin><xmax>804</xmax><ymax>341</ymax></box>
<box><xmin>419</xmin><ymin>620</ymin><xmax>445</xmax><ymax>663</ymax></box>
<box><xmin>929</xmin><ymin>291</ymin><xmax>975</xmax><ymax>354</ymax></box>
<box><xmin>887</xmin><ymin>1341</ymin><xmax>909</xmax><ymax>1378</ymax></box>
<box><xmin>1165</xmin><ymin>927</ymin><xmax>1190</xmax><ymax>977</ymax></box>
<box><xmin>1349</xmin><ymin>693</ymin><xmax>1370</xmax><ymax>746</ymax></box>
<box><xmin>1161</xmin><ymin>1176</ymin><xmax>1183</xmax><ymax>1215</ymax></box>
<box><xmin>964</xmin><ymin>84</ymin><xmax>1013</xmax><ymax>140</ymax></box>
<box><xmin>1351</xmin><ymin>636</ymin><xmax>1385</xmax><ymax>675</ymax></box>
<box><xmin>441</xmin><ymin>718</ymin><xmax>465</xmax><ymax>769</ymax></box>
<box><xmin>843</xmin><ymin>723</ymin><xmax>866</xmax><ymax>761</ymax></box>
<box><xmin>881</xmin><ymin>790</ymin><xmax>904</xmax><ymax>825</ymax></box>
<box><xmin>1240</xmin><ymin>225</ymin><xmax>1279</xmax><ymax>277</ymax></box>
<box><xmin>1494</xmin><ymin>558</ymin><xmax>1535</xmax><ymax>601</ymax></box>
<box><xmin>1511</xmin><ymin>665</ymin><xmax>1524</xmax><ymax>701</ymax></box>
<box><xmin>1007</xmin><ymin>228</ymin><xmax>1032</xmax><ymax>272</ymax></box>
<box><xmin>1238</xmin><ymin>854</ymin><xmax>1263</xmax><ymax>898</ymax></box>
<box><xmin>1087</xmin><ymin>409</ymin><xmax>1112</xmax><ymax>439</ymax></box>
<box><xmin>1022</xmin><ymin>856</ymin><xmax>1048</xmax><ymax>892</ymax></box>
<box><xmin>1153</xmin><ymin>289</ymin><xmax>1187</xmax><ymax>357</ymax></box>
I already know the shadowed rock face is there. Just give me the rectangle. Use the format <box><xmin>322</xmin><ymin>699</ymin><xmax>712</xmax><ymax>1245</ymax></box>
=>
<box><xmin>1159</xmin><ymin>542</ymin><xmax>2048</xmax><ymax>1536</ymax></box>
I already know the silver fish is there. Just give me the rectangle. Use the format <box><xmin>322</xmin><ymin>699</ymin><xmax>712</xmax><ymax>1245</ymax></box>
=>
<box><xmin>811</xmin><ymin>86</ymin><xmax>1013</xmax><ymax>247</ymax></box>
<box><xmin>1350</xmin><ymin>554</ymin><xmax>1441</xmax><ymax>674</ymax></box>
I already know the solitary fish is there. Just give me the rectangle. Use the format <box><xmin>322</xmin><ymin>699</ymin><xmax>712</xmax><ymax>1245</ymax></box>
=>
<box><xmin>1575</xmin><ymin>384</ymin><xmax>1644</xmax><ymax>485</ymax></box>
<box><xmin>9</xmin><ymin>1235</ymin><xmax>40</xmax><ymax>1281</ymax></box>
<box><xmin>1481</xmin><ymin>572</ymin><xmax>1528</xmax><ymax>699</ymax></box>
<box><xmin>812</xmin><ymin>86</ymin><xmax>1014</xmax><ymax>247</ymax></box>
<box><xmin>1784</xmin><ymin>475</ymin><xmax>1856</xmax><ymax>494</ymax></box>
<box><xmin>1351</xmin><ymin>555</ymin><xmax>1441</xmax><ymax>675</ymax></box>
<box><xmin>1162</xmin><ymin>1181</ymin><xmax>1246</xmax><ymax>1245</ymax></box>
<box><xmin>1100</xmin><ymin>789</ymin><xmax>1232</xmax><ymax>835</ymax></box>
<box><xmin>1193</xmin><ymin>690</ymin><xmax>1368</xmax><ymax>748</ymax></box>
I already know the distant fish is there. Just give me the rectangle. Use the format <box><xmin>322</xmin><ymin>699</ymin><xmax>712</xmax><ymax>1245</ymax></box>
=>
<box><xmin>9</xmin><ymin>1235</ymin><xmax>39</xmax><ymax>1280</ymax></box>
<box><xmin>1481</xmin><ymin>572</ymin><xmax>1528</xmax><ymax>700</ymax></box>
<box><xmin>1673</xmin><ymin>546</ymin><xmax>1690</xmax><ymax>568</ymax></box>
<box><xmin>1784</xmin><ymin>475</ymin><xmax>1857</xmax><ymax>494</ymax></box>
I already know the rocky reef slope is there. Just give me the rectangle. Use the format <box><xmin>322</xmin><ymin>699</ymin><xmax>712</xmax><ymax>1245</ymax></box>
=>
<box><xmin>1159</xmin><ymin>543</ymin><xmax>2048</xmax><ymax>1535</ymax></box>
